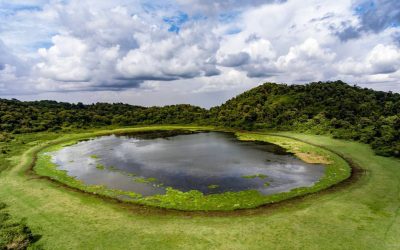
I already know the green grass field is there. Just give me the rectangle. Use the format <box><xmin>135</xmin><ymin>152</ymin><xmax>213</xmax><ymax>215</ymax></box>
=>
<box><xmin>0</xmin><ymin>126</ymin><xmax>400</xmax><ymax>249</ymax></box>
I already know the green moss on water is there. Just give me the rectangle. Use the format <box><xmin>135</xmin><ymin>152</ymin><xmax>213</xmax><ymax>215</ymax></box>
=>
<box><xmin>107</xmin><ymin>166</ymin><xmax>117</xmax><ymax>171</ymax></box>
<box><xmin>90</xmin><ymin>155</ymin><xmax>99</xmax><ymax>159</ymax></box>
<box><xmin>208</xmin><ymin>184</ymin><xmax>219</xmax><ymax>189</ymax></box>
<box><xmin>242</xmin><ymin>174</ymin><xmax>268</xmax><ymax>179</ymax></box>
<box><xmin>96</xmin><ymin>164</ymin><xmax>105</xmax><ymax>170</ymax></box>
<box><xmin>35</xmin><ymin>152</ymin><xmax>142</xmax><ymax>202</ymax></box>
<box><xmin>134</xmin><ymin>177</ymin><xmax>157</xmax><ymax>183</ymax></box>
<box><xmin>146</xmin><ymin>177</ymin><xmax>157</xmax><ymax>183</ymax></box>
<box><xmin>264</xmin><ymin>182</ymin><xmax>270</xmax><ymax>187</ymax></box>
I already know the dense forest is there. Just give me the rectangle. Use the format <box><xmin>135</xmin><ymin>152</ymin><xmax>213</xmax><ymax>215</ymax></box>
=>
<box><xmin>210</xmin><ymin>81</ymin><xmax>400</xmax><ymax>157</ymax></box>
<box><xmin>1</xmin><ymin>81</ymin><xmax>399</xmax><ymax>157</ymax></box>
<box><xmin>0</xmin><ymin>100</ymin><xmax>207</xmax><ymax>133</ymax></box>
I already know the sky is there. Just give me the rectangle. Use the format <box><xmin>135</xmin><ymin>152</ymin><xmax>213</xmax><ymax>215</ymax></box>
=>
<box><xmin>0</xmin><ymin>0</ymin><xmax>399</xmax><ymax>108</ymax></box>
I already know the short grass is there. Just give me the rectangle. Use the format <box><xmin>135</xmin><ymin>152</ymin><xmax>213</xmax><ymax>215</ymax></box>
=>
<box><xmin>0</xmin><ymin>125</ymin><xmax>399</xmax><ymax>249</ymax></box>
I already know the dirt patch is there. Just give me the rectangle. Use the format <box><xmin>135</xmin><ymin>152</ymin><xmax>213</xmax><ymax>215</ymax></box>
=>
<box><xmin>295</xmin><ymin>152</ymin><xmax>332</xmax><ymax>164</ymax></box>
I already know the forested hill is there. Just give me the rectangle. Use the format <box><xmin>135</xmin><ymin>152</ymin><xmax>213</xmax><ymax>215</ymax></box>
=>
<box><xmin>0</xmin><ymin>99</ymin><xmax>207</xmax><ymax>133</ymax></box>
<box><xmin>209</xmin><ymin>81</ymin><xmax>400</xmax><ymax>156</ymax></box>
<box><xmin>0</xmin><ymin>80</ymin><xmax>399</xmax><ymax>157</ymax></box>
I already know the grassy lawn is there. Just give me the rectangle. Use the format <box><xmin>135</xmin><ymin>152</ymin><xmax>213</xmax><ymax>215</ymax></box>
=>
<box><xmin>0</xmin><ymin>125</ymin><xmax>399</xmax><ymax>249</ymax></box>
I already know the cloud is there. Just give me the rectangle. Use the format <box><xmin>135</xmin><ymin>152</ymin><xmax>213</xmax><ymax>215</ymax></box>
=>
<box><xmin>24</xmin><ymin>1</ymin><xmax>221</xmax><ymax>91</ymax></box>
<box><xmin>393</xmin><ymin>32</ymin><xmax>400</xmax><ymax>46</ymax></box>
<box><xmin>0</xmin><ymin>39</ymin><xmax>22</xmax><ymax>72</ymax></box>
<box><xmin>0</xmin><ymin>64</ymin><xmax>37</xmax><ymax>95</ymax></box>
<box><xmin>367</xmin><ymin>44</ymin><xmax>400</xmax><ymax>74</ymax></box>
<box><xmin>36</xmin><ymin>35</ymin><xmax>92</xmax><ymax>82</ymax></box>
<box><xmin>354</xmin><ymin>0</ymin><xmax>400</xmax><ymax>33</ymax></box>
<box><xmin>175</xmin><ymin>0</ymin><xmax>287</xmax><ymax>15</ymax></box>
<box><xmin>273</xmin><ymin>38</ymin><xmax>336</xmax><ymax>81</ymax></box>
<box><xmin>217</xmin><ymin>33</ymin><xmax>278</xmax><ymax>77</ymax></box>
<box><xmin>219</xmin><ymin>52</ymin><xmax>250</xmax><ymax>67</ymax></box>
<box><xmin>116</xmin><ymin>22</ymin><xmax>220</xmax><ymax>81</ymax></box>
<box><xmin>333</xmin><ymin>0</ymin><xmax>400</xmax><ymax>42</ymax></box>
<box><xmin>276</xmin><ymin>38</ymin><xmax>336</xmax><ymax>69</ymax></box>
<box><xmin>1</xmin><ymin>0</ymin><xmax>400</xmax><ymax>106</ymax></box>
<box><xmin>337</xmin><ymin>44</ymin><xmax>400</xmax><ymax>75</ymax></box>
<box><xmin>0</xmin><ymin>38</ymin><xmax>34</xmax><ymax>95</ymax></box>
<box><xmin>335</xmin><ymin>25</ymin><xmax>362</xmax><ymax>41</ymax></box>
<box><xmin>218</xmin><ymin>35</ymin><xmax>335</xmax><ymax>80</ymax></box>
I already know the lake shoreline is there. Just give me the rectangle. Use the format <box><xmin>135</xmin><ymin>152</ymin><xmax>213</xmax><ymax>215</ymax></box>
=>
<box><xmin>30</xmin><ymin>126</ymin><xmax>351</xmax><ymax>211</ymax></box>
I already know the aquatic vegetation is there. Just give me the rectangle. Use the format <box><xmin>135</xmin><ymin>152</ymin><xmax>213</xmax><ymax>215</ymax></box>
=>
<box><xmin>96</xmin><ymin>164</ymin><xmax>105</xmax><ymax>170</ymax></box>
<box><xmin>264</xmin><ymin>182</ymin><xmax>270</xmax><ymax>187</ymax></box>
<box><xmin>208</xmin><ymin>184</ymin><xmax>219</xmax><ymax>189</ymax></box>
<box><xmin>133</xmin><ymin>177</ymin><xmax>157</xmax><ymax>183</ymax></box>
<box><xmin>242</xmin><ymin>174</ymin><xmax>268</xmax><ymax>179</ymax></box>
<box><xmin>90</xmin><ymin>155</ymin><xmax>99</xmax><ymax>159</ymax></box>
<box><xmin>107</xmin><ymin>166</ymin><xmax>118</xmax><ymax>171</ymax></box>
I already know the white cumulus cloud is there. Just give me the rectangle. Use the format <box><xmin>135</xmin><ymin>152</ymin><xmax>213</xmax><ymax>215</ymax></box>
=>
<box><xmin>1</xmin><ymin>0</ymin><xmax>400</xmax><ymax>105</ymax></box>
<box><xmin>337</xmin><ymin>44</ymin><xmax>400</xmax><ymax>76</ymax></box>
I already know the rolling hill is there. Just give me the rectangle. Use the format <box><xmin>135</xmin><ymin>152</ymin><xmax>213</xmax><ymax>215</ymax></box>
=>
<box><xmin>1</xmin><ymin>81</ymin><xmax>399</xmax><ymax>157</ymax></box>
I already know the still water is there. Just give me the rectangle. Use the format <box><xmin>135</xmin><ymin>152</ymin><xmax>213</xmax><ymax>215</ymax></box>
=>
<box><xmin>50</xmin><ymin>131</ymin><xmax>325</xmax><ymax>196</ymax></box>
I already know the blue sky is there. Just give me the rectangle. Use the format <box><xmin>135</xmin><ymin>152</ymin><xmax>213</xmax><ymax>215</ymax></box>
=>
<box><xmin>0</xmin><ymin>0</ymin><xmax>399</xmax><ymax>107</ymax></box>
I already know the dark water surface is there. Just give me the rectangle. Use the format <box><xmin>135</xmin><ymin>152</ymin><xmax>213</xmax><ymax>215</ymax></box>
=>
<box><xmin>50</xmin><ymin>131</ymin><xmax>325</xmax><ymax>196</ymax></box>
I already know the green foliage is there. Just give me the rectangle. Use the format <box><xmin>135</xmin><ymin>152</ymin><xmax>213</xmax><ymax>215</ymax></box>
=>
<box><xmin>209</xmin><ymin>81</ymin><xmax>400</xmax><ymax>157</ymax></box>
<box><xmin>0</xmin><ymin>100</ymin><xmax>207</xmax><ymax>133</ymax></box>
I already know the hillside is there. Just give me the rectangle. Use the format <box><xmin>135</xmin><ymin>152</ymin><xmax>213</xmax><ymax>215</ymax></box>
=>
<box><xmin>1</xmin><ymin>81</ymin><xmax>399</xmax><ymax>157</ymax></box>
<box><xmin>210</xmin><ymin>81</ymin><xmax>400</xmax><ymax>156</ymax></box>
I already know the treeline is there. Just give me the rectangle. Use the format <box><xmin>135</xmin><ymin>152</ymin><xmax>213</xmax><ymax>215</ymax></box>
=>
<box><xmin>0</xmin><ymin>100</ymin><xmax>207</xmax><ymax>133</ymax></box>
<box><xmin>1</xmin><ymin>81</ymin><xmax>399</xmax><ymax>157</ymax></box>
<box><xmin>209</xmin><ymin>81</ymin><xmax>400</xmax><ymax>157</ymax></box>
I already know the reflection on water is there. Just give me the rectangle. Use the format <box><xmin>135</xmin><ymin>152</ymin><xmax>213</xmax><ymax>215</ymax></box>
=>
<box><xmin>50</xmin><ymin>131</ymin><xmax>325</xmax><ymax>196</ymax></box>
